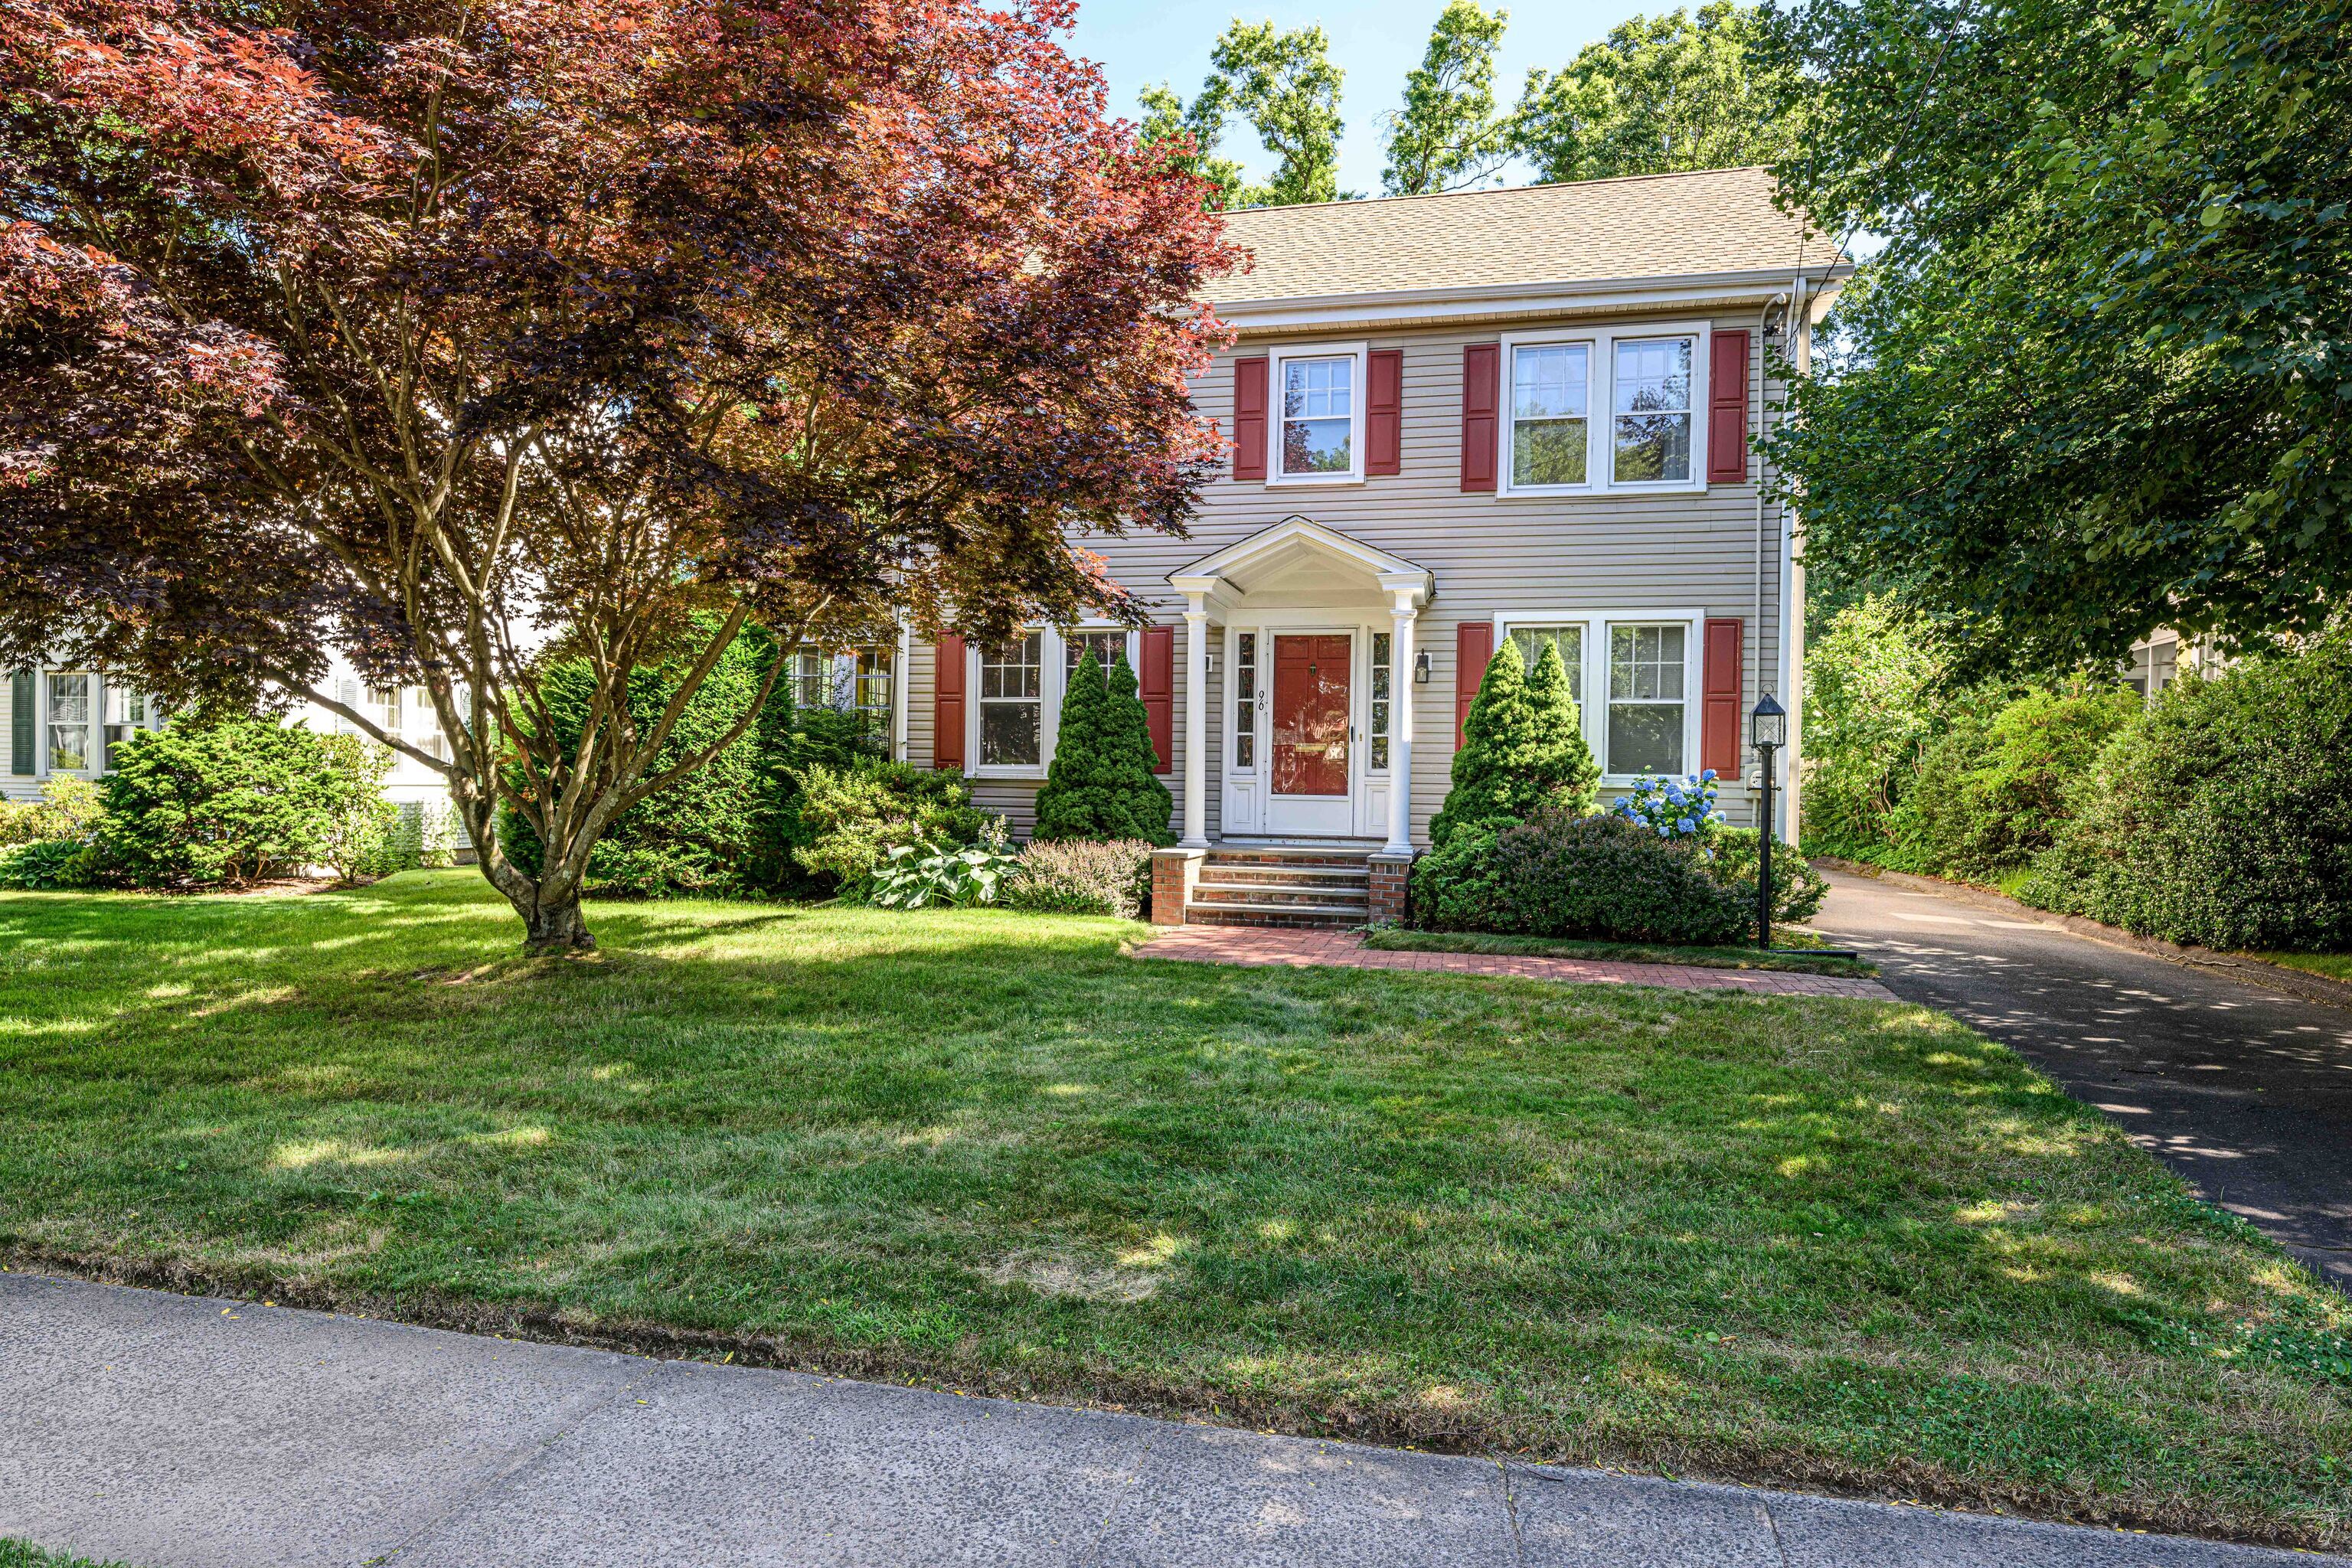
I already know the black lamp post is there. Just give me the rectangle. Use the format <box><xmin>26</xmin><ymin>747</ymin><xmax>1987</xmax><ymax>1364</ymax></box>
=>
<box><xmin>1750</xmin><ymin>693</ymin><xmax>1786</xmax><ymax>950</ymax></box>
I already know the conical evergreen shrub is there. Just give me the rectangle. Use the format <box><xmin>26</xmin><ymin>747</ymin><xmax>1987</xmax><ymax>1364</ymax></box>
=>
<box><xmin>1430</xmin><ymin>640</ymin><xmax>1597</xmax><ymax>848</ymax></box>
<box><xmin>1033</xmin><ymin>651</ymin><xmax>1174</xmax><ymax>844</ymax></box>
<box><xmin>1527</xmin><ymin>639</ymin><xmax>1600</xmax><ymax>815</ymax></box>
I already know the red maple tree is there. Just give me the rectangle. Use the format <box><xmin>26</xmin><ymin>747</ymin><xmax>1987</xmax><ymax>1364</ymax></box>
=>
<box><xmin>0</xmin><ymin>0</ymin><xmax>1236</xmax><ymax>947</ymax></box>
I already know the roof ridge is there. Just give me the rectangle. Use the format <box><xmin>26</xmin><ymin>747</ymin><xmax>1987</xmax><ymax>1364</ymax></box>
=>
<box><xmin>1220</xmin><ymin>165</ymin><xmax>1773</xmax><ymax>219</ymax></box>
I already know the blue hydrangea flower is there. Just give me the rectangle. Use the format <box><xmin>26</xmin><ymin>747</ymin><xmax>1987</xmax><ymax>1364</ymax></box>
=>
<box><xmin>1677</xmin><ymin>816</ymin><xmax>1694</xmax><ymax>832</ymax></box>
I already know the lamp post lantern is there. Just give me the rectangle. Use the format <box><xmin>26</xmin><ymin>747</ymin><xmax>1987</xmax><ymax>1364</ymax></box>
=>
<box><xmin>1750</xmin><ymin>694</ymin><xmax>1786</xmax><ymax>950</ymax></box>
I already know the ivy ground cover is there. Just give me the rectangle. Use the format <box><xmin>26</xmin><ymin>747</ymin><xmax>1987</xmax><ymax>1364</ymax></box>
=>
<box><xmin>0</xmin><ymin>873</ymin><xmax>2344</xmax><ymax>1547</ymax></box>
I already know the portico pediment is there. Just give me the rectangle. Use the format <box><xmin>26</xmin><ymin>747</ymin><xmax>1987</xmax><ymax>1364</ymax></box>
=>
<box><xmin>1168</xmin><ymin>517</ymin><xmax>1432</xmax><ymax>615</ymax></box>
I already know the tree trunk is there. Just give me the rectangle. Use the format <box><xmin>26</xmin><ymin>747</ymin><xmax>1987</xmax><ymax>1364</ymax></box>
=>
<box><xmin>521</xmin><ymin>893</ymin><xmax>596</xmax><ymax>953</ymax></box>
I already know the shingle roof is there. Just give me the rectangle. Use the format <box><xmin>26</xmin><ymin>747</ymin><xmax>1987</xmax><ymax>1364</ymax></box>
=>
<box><xmin>1210</xmin><ymin>166</ymin><xmax>1838</xmax><ymax>306</ymax></box>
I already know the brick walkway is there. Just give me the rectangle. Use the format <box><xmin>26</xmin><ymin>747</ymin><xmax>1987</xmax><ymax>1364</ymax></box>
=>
<box><xmin>1135</xmin><ymin>926</ymin><xmax>1899</xmax><ymax>1000</ymax></box>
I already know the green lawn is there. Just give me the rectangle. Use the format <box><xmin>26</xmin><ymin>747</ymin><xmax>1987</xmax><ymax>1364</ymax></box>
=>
<box><xmin>2253</xmin><ymin>952</ymin><xmax>2352</xmax><ymax>984</ymax></box>
<box><xmin>1</xmin><ymin>1542</ymin><xmax>132</xmax><ymax>1568</ymax></box>
<box><xmin>1</xmin><ymin>873</ymin><xmax>2345</xmax><ymax>1548</ymax></box>
<box><xmin>1363</xmin><ymin>926</ymin><xmax>1876</xmax><ymax>976</ymax></box>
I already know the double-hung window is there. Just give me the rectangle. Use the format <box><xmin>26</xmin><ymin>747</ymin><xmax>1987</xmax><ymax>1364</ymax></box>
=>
<box><xmin>792</xmin><ymin>644</ymin><xmax>831</xmax><ymax>711</ymax></box>
<box><xmin>1063</xmin><ymin>629</ymin><xmax>1129</xmax><ymax>686</ymax></box>
<box><xmin>46</xmin><ymin>672</ymin><xmax>92</xmax><ymax>773</ymax></box>
<box><xmin>1510</xmin><ymin>344</ymin><xmax>1589</xmax><ymax>488</ymax></box>
<box><xmin>1270</xmin><ymin>346</ymin><xmax>1365</xmax><ymax>482</ymax></box>
<box><xmin>1496</xmin><ymin>326</ymin><xmax>1707</xmax><ymax>495</ymax></box>
<box><xmin>1509</xmin><ymin>624</ymin><xmax>1585</xmax><ymax>710</ymax></box>
<box><xmin>1611</xmin><ymin>337</ymin><xmax>1694</xmax><ymax>483</ymax></box>
<box><xmin>978</xmin><ymin>633</ymin><xmax>1044</xmax><ymax>768</ymax></box>
<box><xmin>1607</xmin><ymin>625</ymin><xmax>1686</xmax><ymax>775</ymax></box>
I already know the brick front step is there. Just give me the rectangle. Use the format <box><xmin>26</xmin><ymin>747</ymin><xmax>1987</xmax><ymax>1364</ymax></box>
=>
<box><xmin>1204</xmin><ymin>870</ymin><xmax>1374</xmax><ymax>893</ymax></box>
<box><xmin>1182</xmin><ymin>902</ymin><xmax>1368</xmax><ymax>929</ymax></box>
<box><xmin>1191</xmin><ymin>884</ymin><xmax>1374</xmax><ymax>911</ymax></box>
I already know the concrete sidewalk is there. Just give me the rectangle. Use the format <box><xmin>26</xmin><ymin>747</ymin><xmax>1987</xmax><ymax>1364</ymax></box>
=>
<box><xmin>3</xmin><ymin>1270</ymin><xmax>2326</xmax><ymax>1567</ymax></box>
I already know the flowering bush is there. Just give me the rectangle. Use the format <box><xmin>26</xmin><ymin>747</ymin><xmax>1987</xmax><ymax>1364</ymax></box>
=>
<box><xmin>1004</xmin><ymin>838</ymin><xmax>1155</xmax><ymax>918</ymax></box>
<box><xmin>1609</xmin><ymin>771</ymin><xmax>1726</xmax><ymax>849</ymax></box>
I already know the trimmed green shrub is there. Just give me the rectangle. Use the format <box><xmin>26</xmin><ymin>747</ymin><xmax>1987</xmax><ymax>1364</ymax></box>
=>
<box><xmin>0</xmin><ymin>838</ymin><xmax>99</xmax><ymax>890</ymax></box>
<box><xmin>2031</xmin><ymin>639</ymin><xmax>2352</xmax><ymax>951</ymax></box>
<box><xmin>1004</xmin><ymin>838</ymin><xmax>1155</xmax><ymax>918</ymax></box>
<box><xmin>93</xmin><ymin>717</ymin><xmax>380</xmax><ymax>887</ymax></box>
<box><xmin>793</xmin><ymin>760</ymin><xmax>988</xmax><ymax>888</ymax></box>
<box><xmin>501</xmin><ymin>632</ymin><xmax>798</xmax><ymax>897</ymax></box>
<box><xmin>1712</xmin><ymin>827</ymin><xmax>1829</xmax><ymax>925</ymax></box>
<box><xmin>1032</xmin><ymin>652</ymin><xmax>1174</xmax><ymax>845</ymax></box>
<box><xmin>1431</xmin><ymin>641</ymin><xmax>1597</xmax><ymax>848</ymax></box>
<box><xmin>1412</xmin><ymin>808</ymin><xmax>1752</xmax><ymax>945</ymax></box>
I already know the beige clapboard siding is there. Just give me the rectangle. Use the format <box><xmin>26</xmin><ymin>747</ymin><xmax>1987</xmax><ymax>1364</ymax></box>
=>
<box><xmin>913</xmin><ymin>305</ymin><xmax>1789</xmax><ymax>840</ymax></box>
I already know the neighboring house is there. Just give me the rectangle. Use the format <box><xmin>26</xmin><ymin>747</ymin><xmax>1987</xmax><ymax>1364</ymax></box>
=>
<box><xmin>904</xmin><ymin>167</ymin><xmax>1849</xmax><ymax>925</ymax></box>
<box><xmin>2125</xmin><ymin>629</ymin><xmax>2223</xmax><ymax>698</ymax></box>
<box><xmin>2</xmin><ymin>657</ymin><xmax>466</xmax><ymax>847</ymax></box>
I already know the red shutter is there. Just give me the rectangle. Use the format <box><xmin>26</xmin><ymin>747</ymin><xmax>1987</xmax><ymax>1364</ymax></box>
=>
<box><xmin>1701</xmin><ymin>618</ymin><xmax>1743</xmax><ymax>779</ymax></box>
<box><xmin>1366</xmin><ymin>348</ymin><xmax>1403</xmax><ymax>476</ymax></box>
<box><xmin>1231</xmin><ymin>356</ymin><xmax>1269</xmax><ymax>481</ymax></box>
<box><xmin>1139</xmin><ymin>624</ymin><xmax>1174</xmax><ymax>774</ymax></box>
<box><xmin>933</xmin><ymin>635</ymin><xmax>965</xmax><ymax>772</ymax></box>
<box><xmin>1455</xmin><ymin>621</ymin><xmax>1493</xmax><ymax>746</ymax></box>
<box><xmin>1459</xmin><ymin>344</ymin><xmax>1499</xmax><ymax>492</ymax></box>
<box><xmin>1707</xmin><ymin>330</ymin><xmax>1751</xmax><ymax>485</ymax></box>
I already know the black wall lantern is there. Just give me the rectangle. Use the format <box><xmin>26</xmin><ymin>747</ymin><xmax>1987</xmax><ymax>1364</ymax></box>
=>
<box><xmin>1750</xmin><ymin>693</ymin><xmax>1785</xmax><ymax>949</ymax></box>
<box><xmin>1413</xmin><ymin>650</ymin><xmax>1432</xmax><ymax>684</ymax></box>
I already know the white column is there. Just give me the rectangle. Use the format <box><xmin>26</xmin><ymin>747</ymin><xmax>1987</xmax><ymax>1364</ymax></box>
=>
<box><xmin>1181</xmin><ymin>599</ymin><xmax>1209</xmax><ymax>848</ymax></box>
<box><xmin>1384</xmin><ymin>601</ymin><xmax>1416</xmax><ymax>854</ymax></box>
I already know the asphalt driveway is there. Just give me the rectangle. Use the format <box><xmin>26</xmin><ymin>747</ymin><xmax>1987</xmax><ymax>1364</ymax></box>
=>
<box><xmin>1811</xmin><ymin>867</ymin><xmax>2352</xmax><ymax>1289</ymax></box>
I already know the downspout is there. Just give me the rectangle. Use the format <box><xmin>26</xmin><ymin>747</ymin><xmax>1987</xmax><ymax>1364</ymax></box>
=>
<box><xmin>1752</xmin><ymin>289</ymin><xmax>1791</xmax><ymax>822</ymax></box>
<box><xmin>1781</xmin><ymin>273</ymin><xmax>1815</xmax><ymax>844</ymax></box>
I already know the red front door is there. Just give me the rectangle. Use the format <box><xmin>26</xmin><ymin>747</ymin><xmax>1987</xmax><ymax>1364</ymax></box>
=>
<box><xmin>1272</xmin><ymin>634</ymin><xmax>1351</xmax><ymax>795</ymax></box>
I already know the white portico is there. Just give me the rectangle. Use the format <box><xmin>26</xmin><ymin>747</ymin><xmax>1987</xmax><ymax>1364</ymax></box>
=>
<box><xmin>1167</xmin><ymin>517</ymin><xmax>1433</xmax><ymax>854</ymax></box>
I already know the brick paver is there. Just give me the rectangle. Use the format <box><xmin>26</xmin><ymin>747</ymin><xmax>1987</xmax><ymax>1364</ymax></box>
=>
<box><xmin>1135</xmin><ymin>926</ymin><xmax>1899</xmax><ymax>1000</ymax></box>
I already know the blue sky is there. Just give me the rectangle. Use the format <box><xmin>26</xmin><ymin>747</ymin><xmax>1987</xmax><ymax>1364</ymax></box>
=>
<box><xmin>1063</xmin><ymin>0</ymin><xmax>1658</xmax><ymax>197</ymax></box>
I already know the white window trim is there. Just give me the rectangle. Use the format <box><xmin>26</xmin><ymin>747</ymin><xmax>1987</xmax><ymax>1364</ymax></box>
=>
<box><xmin>1266</xmin><ymin>340</ymin><xmax>1370</xmax><ymax>487</ymax></box>
<box><xmin>1491</xmin><ymin>609</ymin><xmax>1707</xmax><ymax>786</ymax></box>
<box><xmin>1494</xmin><ymin>322</ymin><xmax>1712</xmax><ymax>498</ymax></box>
<box><xmin>964</xmin><ymin>622</ymin><xmax>1138</xmax><ymax>779</ymax></box>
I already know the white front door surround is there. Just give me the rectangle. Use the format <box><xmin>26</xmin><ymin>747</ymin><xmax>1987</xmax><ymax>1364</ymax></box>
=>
<box><xmin>1169</xmin><ymin>517</ymin><xmax>1431</xmax><ymax>853</ymax></box>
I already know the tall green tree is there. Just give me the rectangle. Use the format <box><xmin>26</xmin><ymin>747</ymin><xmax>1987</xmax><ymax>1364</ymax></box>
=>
<box><xmin>1203</xmin><ymin>21</ymin><xmax>1352</xmax><ymax>207</ymax></box>
<box><xmin>1138</xmin><ymin>82</ymin><xmax>1246</xmax><ymax>209</ymax></box>
<box><xmin>1381</xmin><ymin>2</ymin><xmax>1514</xmax><ymax>195</ymax></box>
<box><xmin>1512</xmin><ymin>3</ymin><xmax>1806</xmax><ymax>183</ymax></box>
<box><xmin>1763</xmin><ymin>0</ymin><xmax>2352</xmax><ymax>673</ymax></box>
